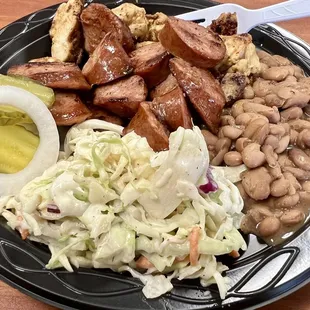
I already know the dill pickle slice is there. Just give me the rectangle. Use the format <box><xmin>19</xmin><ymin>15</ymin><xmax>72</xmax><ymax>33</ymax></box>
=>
<box><xmin>0</xmin><ymin>74</ymin><xmax>55</xmax><ymax>108</ymax></box>
<box><xmin>0</xmin><ymin>125</ymin><xmax>39</xmax><ymax>174</ymax></box>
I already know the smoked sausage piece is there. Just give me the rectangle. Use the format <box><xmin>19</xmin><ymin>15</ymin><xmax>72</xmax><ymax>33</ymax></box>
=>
<box><xmin>151</xmin><ymin>87</ymin><xmax>192</xmax><ymax>131</ymax></box>
<box><xmin>129</xmin><ymin>42</ymin><xmax>171</xmax><ymax>88</ymax></box>
<box><xmin>158</xmin><ymin>17</ymin><xmax>226</xmax><ymax>69</ymax></box>
<box><xmin>82</xmin><ymin>32</ymin><xmax>133</xmax><ymax>85</ymax></box>
<box><xmin>170</xmin><ymin>58</ymin><xmax>225</xmax><ymax>133</ymax></box>
<box><xmin>81</xmin><ymin>3</ymin><xmax>134</xmax><ymax>54</ymax></box>
<box><xmin>123</xmin><ymin>102</ymin><xmax>169</xmax><ymax>152</ymax></box>
<box><xmin>94</xmin><ymin>75</ymin><xmax>147</xmax><ymax>118</ymax></box>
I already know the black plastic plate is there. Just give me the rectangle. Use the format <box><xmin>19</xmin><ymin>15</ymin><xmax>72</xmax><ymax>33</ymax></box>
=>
<box><xmin>0</xmin><ymin>1</ymin><xmax>309</xmax><ymax>309</ymax></box>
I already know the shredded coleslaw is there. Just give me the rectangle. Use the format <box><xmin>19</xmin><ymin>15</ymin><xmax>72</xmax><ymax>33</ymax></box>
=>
<box><xmin>0</xmin><ymin>122</ymin><xmax>246</xmax><ymax>299</ymax></box>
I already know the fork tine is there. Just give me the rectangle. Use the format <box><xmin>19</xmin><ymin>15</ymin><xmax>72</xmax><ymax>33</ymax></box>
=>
<box><xmin>176</xmin><ymin>7</ymin><xmax>212</xmax><ymax>20</ymax></box>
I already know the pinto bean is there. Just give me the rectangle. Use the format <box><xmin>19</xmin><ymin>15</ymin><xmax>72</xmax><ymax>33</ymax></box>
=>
<box><xmin>261</xmin><ymin>66</ymin><xmax>291</xmax><ymax>81</ymax></box>
<box><xmin>220</xmin><ymin>125</ymin><xmax>244</xmax><ymax>140</ymax></box>
<box><xmin>270</xmin><ymin>177</ymin><xmax>290</xmax><ymax>197</ymax></box>
<box><xmin>235</xmin><ymin>113</ymin><xmax>268</xmax><ymax>127</ymax></box>
<box><xmin>211</xmin><ymin>149</ymin><xmax>228</xmax><ymax>166</ymax></box>
<box><xmin>269</xmin><ymin>124</ymin><xmax>286</xmax><ymax>137</ymax></box>
<box><xmin>253</xmin><ymin>79</ymin><xmax>275</xmax><ymax>97</ymax></box>
<box><xmin>243</xmin><ymin>118</ymin><xmax>269</xmax><ymax>140</ymax></box>
<box><xmin>278</xmin><ymin>153</ymin><xmax>294</xmax><ymax>168</ymax></box>
<box><xmin>251</xmin><ymin>122</ymin><xmax>270</xmax><ymax>145</ymax></box>
<box><xmin>243</xmin><ymin>101</ymin><xmax>280</xmax><ymax>123</ymax></box>
<box><xmin>290</xmin><ymin>129</ymin><xmax>299</xmax><ymax>145</ymax></box>
<box><xmin>272</xmin><ymin>55</ymin><xmax>292</xmax><ymax>66</ymax></box>
<box><xmin>220</xmin><ymin>115</ymin><xmax>235</xmax><ymax>126</ymax></box>
<box><xmin>264</xmin><ymin>135</ymin><xmax>280</xmax><ymax>149</ymax></box>
<box><xmin>241</xmin><ymin>167</ymin><xmax>272</xmax><ymax>200</ymax></box>
<box><xmin>259</xmin><ymin>62</ymin><xmax>269</xmax><ymax>74</ymax></box>
<box><xmin>277</xmin><ymin>87</ymin><xmax>294</xmax><ymax>99</ymax></box>
<box><xmin>282</xmin><ymin>92</ymin><xmax>310</xmax><ymax>109</ymax></box>
<box><xmin>267</xmin><ymin>164</ymin><xmax>282</xmax><ymax>180</ymax></box>
<box><xmin>242</xmin><ymin>143</ymin><xmax>266</xmax><ymax>169</ymax></box>
<box><xmin>258</xmin><ymin>217</ymin><xmax>281</xmax><ymax>237</ymax></box>
<box><xmin>283</xmin><ymin>172</ymin><xmax>301</xmax><ymax>195</ymax></box>
<box><xmin>280</xmin><ymin>107</ymin><xmax>303</xmax><ymax>122</ymax></box>
<box><xmin>280</xmin><ymin>210</ymin><xmax>305</xmax><ymax>226</ymax></box>
<box><xmin>243</xmin><ymin>85</ymin><xmax>255</xmax><ymax>99</ymax></box>
<box><xmin>299</xmin><ymin>191</ymin><xmax>310</xmax><ymax>203</ymax></box>
<box><xmin>275</xmin><ymin>135</ymin><xmax>290</xmax><ymax>154</ymax></box>
<box><xmin>224</xmin><ymin>151</ymin><xmax>243</xmax><ymax>166</ymax></box>
<box><xmin>281</xmin><ymin>123</ymin><xmax>290</xmax><ymax>134</ymax></box>
<box><xmin>235</xmin><ymin>137</ymin><xmax>251</xmax><ymax>152</ymax></box>
<box><xmin>253</xmin><ymin>97</ymin><xmax>266</xmax><ymax>105</ymax></box>
<box><xmin>262</xmin><ymin>144</ymin><xmax>278</xmax><ymax>168</ymax></box>
<box><xmin>289</xmin><ymin>148</ymin><xmax>310</xmax><ymax>171</ymax></box>
<box><xmin>296</xmin><ymin>129</ymin><xmax>310</xmax><ymax>149</ymax></box>
<box><xmin>283</xmin><ymin>166</ymin><xmax>310</xmax><ymax>181</ymax></box>
<box><xmin>247</xmin><ymin>206</ymin><xmax>273</xmax><ymax>223</ymax></box>
<box><xmin>274</xmin><ymin>193</ymin><xmax>300</xmax><ymax>208</ymax></box>
<box><xmin>284</xmin><ymin>75</ymin><xmax>297</xmax><ymax>83</ymax></box>
<box><xmin>211</xmin><ymin>138</ymin><xmax>232</xmax><ymax>166</ymax></box>
<box><xmin>201</xmin><ymin>129</ymin><xmax>218</xmax><ymax>146</ymax></box>
<box><xmin>215</xmin><ymin>137</ymin><xmax>232</xmax><ymax>152</ymax></box>
<box><xmin>258</xmin><ymin>51</ymin><xmax>289</xmax><ymax>66</ymax></box>
<box><xmin>289</xmin><ymin>119</ymin><xmax>310</xmax><ymax>132</ymax></box>
<box><xmin>231</xmin><ymin>100</ymin><xmax>245</xmax><ymax>118</ymax></box>
<box><xmin>265</xmin><ymin>93</ymin><xmax>285</xmax><ymax>108</ymax></box>
<box><xmin>302</xmin><ymin>181</ymin><xmax>310</xmax><ymax>192</ymax></box>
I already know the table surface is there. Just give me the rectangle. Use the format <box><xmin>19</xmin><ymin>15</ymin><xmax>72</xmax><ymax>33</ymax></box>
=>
<box><xmin>0</xmin><ymin>0</ymin><xmax>309</xmax><ymax>309</ymax></box>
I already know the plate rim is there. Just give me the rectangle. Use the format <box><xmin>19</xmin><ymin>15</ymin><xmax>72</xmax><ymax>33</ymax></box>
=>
<box><xmin>0</xmin><ymin>1</ymin><xmax>309</xmax><ymax>310</ymax></box>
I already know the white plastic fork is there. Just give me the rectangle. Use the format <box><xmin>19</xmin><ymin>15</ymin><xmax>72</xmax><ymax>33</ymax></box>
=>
<box><xmin>176</xmin><ymin>0</ymin><xmax>310</xmax><ymax>34</ymax></box>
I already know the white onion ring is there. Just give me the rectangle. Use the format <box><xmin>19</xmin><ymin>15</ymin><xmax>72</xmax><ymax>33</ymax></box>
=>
<box><xmin>0</xmin><ymin>86</ymin><xmax>59</xmax><ymax>196</ymax></box>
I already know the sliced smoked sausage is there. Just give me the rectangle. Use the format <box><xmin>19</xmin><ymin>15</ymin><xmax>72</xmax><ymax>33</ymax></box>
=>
<box><xmin>87</xmin><ymin>105</ymin><xmax>124</xmax><ymax>126</ymax></box>
<box><xmin>82</xmin><ymin>32</ymin><xmax>133</xmax><ymax>85</ymax></box>
<box><xmin>151</xmin><ymin>87</ymin><xmax>192</xmax><ymax>131</ymax></box>
<box><xmin>123</xmin><ymin>102</ymin><xmax>169</xmax><ymax>152</ymax></box>
<box><xmin>170</xmin><ymin>58</ymin><xmax>225</xmax><ymax>134</ymax></box>
<box><xmin>93</xmin><ymin>75</ymin><xmax>147</xmax><ymax>118</ymax></box>
<box><xmin>50</xmin><ymin>92</ymin><xmax>91</xmax><ymax>126</ymax></box>
<box><xmin>158</xmin><ymin>17</ymin><xmax>226</xmax><ymax>69</ymax></box>
<box><xmin>81</xmin><ymin>3</ymin><xmax>134</xmax><ymax>54</ymax></box>
<box><xmin>150</xmin><ymin>74</ymin><xmax>179</xmax><ymax>99</ymax></box>
<box><xmin>129</xmin><ymin>42</ymin><xmax>171</xmax><ymax>88</ymax></box>
<box><xmin>8</xmin><ymin>62</ymin><xmax>91</xmax><ymax>90</ymax></box>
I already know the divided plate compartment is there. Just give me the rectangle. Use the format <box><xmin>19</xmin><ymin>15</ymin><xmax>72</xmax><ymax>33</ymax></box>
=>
<box><xmin>0</xmin><ymin>1</ymin><xmax>309</xmax><ymax>309</ymax></box>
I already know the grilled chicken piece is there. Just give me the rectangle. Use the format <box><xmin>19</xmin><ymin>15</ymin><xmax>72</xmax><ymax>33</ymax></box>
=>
<box><xmin>87</xmin><ymin>105</ymin><xmax>124</xmax><ymax>126</ymax></box>
<box><xmin>150</xmin><ymin>74</ymin><xmax>178</xmax><ymax>99</ymax></box>
<box><xmin>94</xmin><ymin>75</ymin><xmax>147</xmax><ymax>118</ymax></box>
<box><xmin>50</xmin><ymin>92</ymin><xmax>91</xmax><ymax>126</ymax></box>
<box><xmin>8</xmin><ymin>62</ymin><xmax>91</xmax><ymax>90</ymax></box>
<box><xmin>82</xmin><ymin>32</ymin><xmax>133</xmax><ymax>85</ymax></box>
<box><xmin>221</xmin><ymin>72</ymin><xmax>247</xmax><ymax>103</ymax></box>
<box><xmin>209</xmin><ymin>12</ymin><xmax>238</xmax><ymax>36</ymax></box>
<box><xmin>81</xmin><ymin>3</ymin><xmax>134</xmax><ymax>54</ymax></box>
<box><xmin>123</xmin><ymin>102</ymin><xmax>169</xmax><ymax>152</ymax></box>
<box><xmin>129</xmin><ymin>42</ymin><xmax>171</xmax><ymax>88</ymax></box>
<box><xmin>151</xmin><ymin>87</ymin><xmax>192</xmax><ymax>131</ymax></box>
<box><xmin>49</xmin><ymin>0</ymin><xmax>84</xmax><ymax>62</ymax></box>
